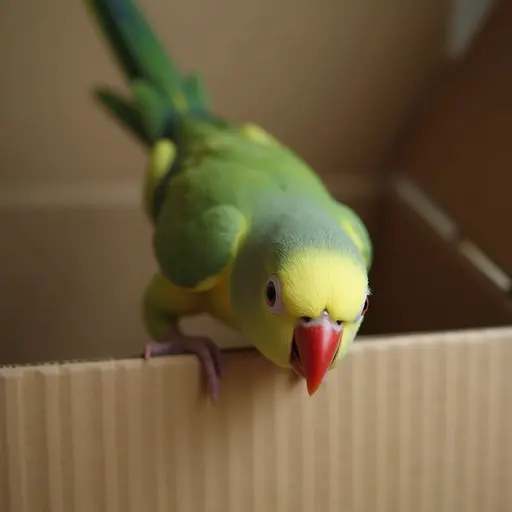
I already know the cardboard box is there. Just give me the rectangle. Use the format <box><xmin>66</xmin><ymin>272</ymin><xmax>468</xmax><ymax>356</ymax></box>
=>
<box><xmin>1</xmin><ymin>1</ymin><xmax>511</xmax><ymax>511</ymax></box>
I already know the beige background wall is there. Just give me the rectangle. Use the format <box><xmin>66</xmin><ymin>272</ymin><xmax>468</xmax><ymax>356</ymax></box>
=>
<box><xmin>0</xmin><ymin>0</ymin><xmax>449</xmax><ymax>364</ymax></box>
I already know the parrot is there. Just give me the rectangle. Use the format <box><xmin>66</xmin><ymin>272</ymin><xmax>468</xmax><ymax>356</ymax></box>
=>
<box><xmin>85</xmin><ymin>0</ymin><xmax>373</xmax><ymax>400</ymax></box>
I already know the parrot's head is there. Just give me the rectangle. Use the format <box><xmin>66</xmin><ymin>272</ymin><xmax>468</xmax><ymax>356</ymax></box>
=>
<box><xmin>231</xmin><ymin>213</ymin><xmax>370</xmax><ymax>396</ymax></box>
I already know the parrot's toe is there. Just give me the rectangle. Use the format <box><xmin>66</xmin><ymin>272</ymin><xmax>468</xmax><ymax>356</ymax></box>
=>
<box><xmin>143</xmin><ymin>334</ymin><xmax>224</xmax><ymax>401</ymax></box>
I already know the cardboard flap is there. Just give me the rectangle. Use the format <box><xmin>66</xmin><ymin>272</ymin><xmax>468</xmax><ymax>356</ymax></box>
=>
<box><xmin>1</xmin><ymin>328</ymin><xmax>512</xmax><ymax>511</ymax></box>
<box><xmin>396</xmin><ymin>0</ymin><xmax>512</xmax><ymax>273</ymax></box>
<box><xmin>363</xmin><ymin>192</ymin><xmax>512</xmax><ymax>335</ymax></box>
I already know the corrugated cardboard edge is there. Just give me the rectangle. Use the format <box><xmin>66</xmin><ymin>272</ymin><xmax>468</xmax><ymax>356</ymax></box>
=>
<box><xmin>1</xmin><ymin>326</ymin><xmax>511</xmax><ymax>512</ymax></box>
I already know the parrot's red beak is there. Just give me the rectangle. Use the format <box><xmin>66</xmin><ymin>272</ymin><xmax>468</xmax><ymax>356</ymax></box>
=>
<box><xmin>291</xmin><ymin>313</ymin><xmax>342</xmax><ymax>396</ymax></box>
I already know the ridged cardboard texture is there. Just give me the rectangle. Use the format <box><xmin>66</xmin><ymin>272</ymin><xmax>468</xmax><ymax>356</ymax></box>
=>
<box><xmin>1</xmin><ymin>328</ymin><xmax>511</xmax><ymax>512</ymax></box>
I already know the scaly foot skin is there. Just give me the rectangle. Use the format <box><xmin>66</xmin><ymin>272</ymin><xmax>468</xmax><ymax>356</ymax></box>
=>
<box><xmin>144</xmin><ymin>330</ymin><xmax>224</xmax><ymax>401</ymax></box>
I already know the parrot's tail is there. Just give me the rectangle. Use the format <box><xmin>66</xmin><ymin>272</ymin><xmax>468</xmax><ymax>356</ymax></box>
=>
<box><xmin>86</xmin><ymin>0</ymin><xmax>210</xmax><ymax>145</ymax></box>
<box><xmin>85</xmin><ymin>0</ymin><xmax>213</xmax><ymax>222</ymax></box>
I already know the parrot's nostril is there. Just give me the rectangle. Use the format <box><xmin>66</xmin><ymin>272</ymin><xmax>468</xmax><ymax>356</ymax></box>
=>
<box><xmin>301</xmin><ymin>316</ymin><xmax>312</xmax><ymax>323</ymax></box>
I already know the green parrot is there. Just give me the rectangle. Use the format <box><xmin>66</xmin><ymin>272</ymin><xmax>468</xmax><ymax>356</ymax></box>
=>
<box><xmin>85</xmin><ymin>0</ymin><xmax>373</xmax><ymax>399</ymax></box>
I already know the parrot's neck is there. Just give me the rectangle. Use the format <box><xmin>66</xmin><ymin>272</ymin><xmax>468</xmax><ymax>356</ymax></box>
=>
<box><xmin>251</xmin><ymin>197</ymin><xmax>359</xmax><ymax>259</ymax></box>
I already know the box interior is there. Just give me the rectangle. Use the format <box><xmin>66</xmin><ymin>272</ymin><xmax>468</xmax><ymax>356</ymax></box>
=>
<box><xmin>360</xmin><ymin>0</ymin><xmax>512</xmax><ymax>336</ymax></box>
<box><xmin>2</xmin><ymin>3</ymin><xmax>512</xmax><ymax>511</ymax></box>
<box><xmin>0</xmin><ymin>0</ymin><xmax>511</xmax><ymax>368</ymax></box>
<box><xmin>359</xmin><ymin>185</ymin><xmax>512</xmax><ymax>337</ymax></box>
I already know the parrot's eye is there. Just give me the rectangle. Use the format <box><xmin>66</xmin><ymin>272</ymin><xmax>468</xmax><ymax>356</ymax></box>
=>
<box><xmin>265</xmin><ymin>275</ymin><xmax>285</xmax><ymax>314</ymax></box>
<box><xmin>266</xmin><ymin>282</ymin><xmax>276</xmax><ymax>305</ymax></box>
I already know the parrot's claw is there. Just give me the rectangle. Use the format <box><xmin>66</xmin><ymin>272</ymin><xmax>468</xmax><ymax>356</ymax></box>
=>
<box><xmin>143</xmin><ymin>334</ymin><xmax>224</xmax><ymax>401</ymax></box>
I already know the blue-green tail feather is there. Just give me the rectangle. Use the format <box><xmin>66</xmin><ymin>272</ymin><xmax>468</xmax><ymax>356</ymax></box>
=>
<box><xmin>86</xmin><ymin>0</ymin><xmax>211</xmax><ymax>146</ymax></box>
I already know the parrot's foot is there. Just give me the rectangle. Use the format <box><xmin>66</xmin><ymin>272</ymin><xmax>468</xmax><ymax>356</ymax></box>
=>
<box><xmin>144</xmin><ymin>333</ymin><xmax>224</xmax><ymax>401</ymax></box>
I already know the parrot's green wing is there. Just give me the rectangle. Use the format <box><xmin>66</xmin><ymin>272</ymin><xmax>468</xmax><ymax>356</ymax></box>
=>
<box><xmin>154</xmin><ymin>202</ymin><xmax>247</xmax><ymax>290</ymax></box>
<box><xmin>332</xmin><ymin>201</ymin><xmax>373</xmax><ymax>271</ymax></box>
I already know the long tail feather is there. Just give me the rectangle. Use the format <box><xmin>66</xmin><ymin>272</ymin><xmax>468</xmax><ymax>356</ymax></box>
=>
<box><xmin>93</xmin><ymin>87</ymin><xmax>151</xmax><ymax>144</ymax></box>
<box><xmin>85</xmin><ymin>0</ymin><xmax>210</xmax><ymax>144</ymax></box>
<box><xmin>182</xmin><ymin>75</ymin><xmax>210</xmax><ymax>112</ymax></box>
<box><xmin>130</xmin><ymin>80</ymin><xmax>170</xmax><ymax>142</ymax></box>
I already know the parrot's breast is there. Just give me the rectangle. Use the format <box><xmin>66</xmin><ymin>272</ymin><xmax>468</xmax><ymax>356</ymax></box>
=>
<box><xmin>204</xmin><ymin>259</ymin><xmax>239</xmax><ymax>329</ymax></box>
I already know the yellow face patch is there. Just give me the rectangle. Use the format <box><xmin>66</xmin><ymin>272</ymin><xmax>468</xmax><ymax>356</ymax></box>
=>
<box><xmin>278</xmin><ymin>248</ymin><xmax>368</xmax><ymax>323</ymax></box>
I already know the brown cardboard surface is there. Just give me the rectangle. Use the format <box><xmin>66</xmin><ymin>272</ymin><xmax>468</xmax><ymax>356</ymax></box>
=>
<box><xmin>2</xmin><ymin>2</ymin><xmax>512</xmax><ymax>511</ymax></box>
<box><xmin>0</xmin><ymin>0</ymin><xmax>448</xmax><ymax>187</ymax></box>
<box><xmin>363</xmin><ymin>190</ymin><xmax>512</xmax><ymax>335</ymax></box>
<box><xmin>1</xmin><ymin>326</ymin><xmax>511</xmax><ymax>512</ymax></box>
<box><xmin>395</xmin><ymin>0</ymin><xmax>512</xmax><ymax>273</ymax></box>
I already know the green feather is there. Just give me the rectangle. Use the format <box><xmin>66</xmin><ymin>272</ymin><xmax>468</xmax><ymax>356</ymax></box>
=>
<box><xmin>182</xmin><ymin>75</ymin><xmax>210</xmax><ymax>111</ymax></box>
<box><xmin>130</xmin><ymin>80</ymin><xmax>168</xmax><ymax>142</ymax></box>
<box><xmin>93</xmin><ymin>87</ymin><xmax>150</xmax><ymax>145</ymax></box>
<box><xmin>86</xmin><ymin>0</ymin><xmax>210</xmax><ymax>145</ymax></box>
<box><xmin>88</xmin><ymin>0</ymin><xmax>182</xmax><ymax>104</ymax></box>
<box><xmin>87</xmin><ymin>0</ymin><xmax>139</xmax><ymax>80</ymax></box>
